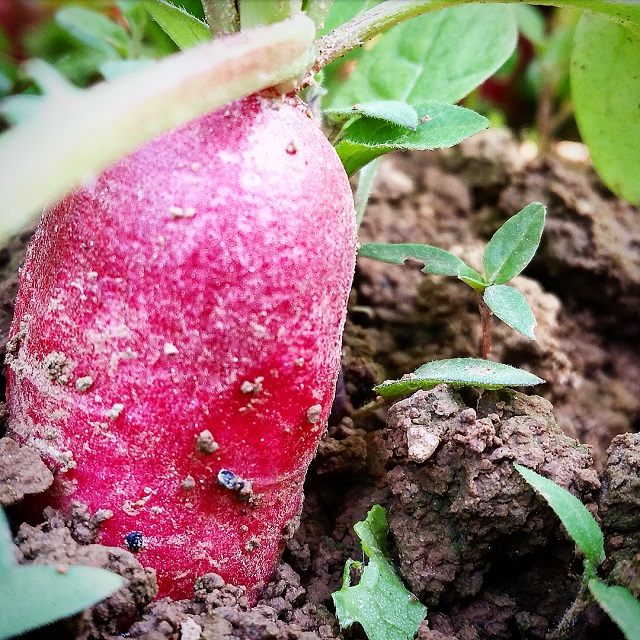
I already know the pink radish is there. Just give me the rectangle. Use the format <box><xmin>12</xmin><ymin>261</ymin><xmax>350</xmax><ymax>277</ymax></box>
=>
<box><xmin>6</xmin><ymin>93</ymin><xmax>356</xmax><ymax>600</ymax></box>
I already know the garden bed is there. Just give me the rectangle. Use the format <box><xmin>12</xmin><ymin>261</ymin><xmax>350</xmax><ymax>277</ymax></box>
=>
<box><xmin>1</xmin><ymin>128</ymin><xmax>639</xmax><ymax>640</ymax></box>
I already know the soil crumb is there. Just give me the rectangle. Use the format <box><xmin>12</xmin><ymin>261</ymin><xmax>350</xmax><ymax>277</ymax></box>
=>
<box><xmin>0</xmin><ymin>436</ymin><xmax>53</xmax><ymax>506</ymax></box>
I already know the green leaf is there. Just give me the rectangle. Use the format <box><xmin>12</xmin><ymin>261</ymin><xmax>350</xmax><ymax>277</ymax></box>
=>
<box><xmin>0</xmin><ymin>509</ymin><xmax>124</xmax><ymax>640</ymax></box>
<box><xmin>483</xmin><ymin>285</ymin><xmax>536</xmax><ymax>340</ymax></box>
<box><xmin>483</xmin><ymin>202</ymin><xmax>546</xmax><ymax>285</ymax></box>
<box><xmin>514</xmin><ymin>464</ymin><xmax>605</xmax><ymax>567</ymax></box>
<box><xmin>571</xmin><ymin>13</ymin><xmax>640</xmax><ymax>204</ymax></box>
<box><xmin>326</xmin><ymin>100</ymin><xmax>419</xmax><ymax>130</ymax></box>
<box><xmin>321</xmin><ymin>0</ymin><xmax>382</xmax><ymax>35</ymax></box>
<box><xmin>142</xmin><ymin>0</ymin><xmax>212</xmax><ymax>49</ymax></box>
<box><xmin>376</xmin><ymin>358</ymin><xmax>545</xmax><ymax>397</ymax></box>
<box><xmin>359</xmin><ymin>242</ymin><xmax>484</xmax><ymax>288</ymax></box>
<box><xmin>325</xmin><ymin>4</ymin><xmax>517</xmax><ymax>108</ymax></box>
<box><xmin>0</xmin><ymin>566</ymin><xmax>125</xmax><ymax>640</ymax></box>
<box><xmin>332</xmin><ymin>506</ymin><xmax>427</xmax><ymax>640</ymax></box>
<box><xmin>335</xmin><ymin>102</ymin><xmax>488</xmax><ymax>176</ymax></box>
<box><xmin>55</xmin><ymin>7</ymin><xmax>130</xmax><ymax>57</ymax></box>
<box><xmin>514</xmin><ymin>4</ymin><xmax>546</xmax><ymax>47</ymax></box>
<box><xmin>588</xmin><ymin>579</ymin><xmax>640</xmax><ymax>640</ymax></box>
<box><xmin>354</xmin><ymin>158</ymin><xmax>382</xmax><ymax>228</ymax></box>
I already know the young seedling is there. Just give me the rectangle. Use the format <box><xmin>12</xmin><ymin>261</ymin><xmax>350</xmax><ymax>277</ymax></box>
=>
<box><xmin>515</xmin><ymin>464</ymin><xmax>640</xmax><ymax>640</ymax></box>
<box><xmin>0</xmin><ymin>508</ymin><xmax>123</xmax><ymax>640</ymax></box>
<box><xmin>333</xmin><ymin>505</ymin><xmax>427</xmax><ymax>640</ymax></box>
<box><xmin>359</xmin><ymin>202</ymin><xmax>547</xmax><ymax>394</ymax></box>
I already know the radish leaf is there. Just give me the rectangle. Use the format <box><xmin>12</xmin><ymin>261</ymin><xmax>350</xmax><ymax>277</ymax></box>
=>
<box><xmin>335</xmin><ymin>102</ymin><xmax>488</xmax><ymax>175</ymax></box>
<box><xmin>333</xmin><ymin>506</ymin><xmax>427</xmax><ymax>640</ymax></box>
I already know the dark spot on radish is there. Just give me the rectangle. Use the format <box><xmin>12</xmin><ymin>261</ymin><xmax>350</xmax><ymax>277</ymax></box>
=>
<box><xmin>124</xmin><ymin>531</ymin><xmax>144</xmax><ymax>552</ymax></box>
<box><xmin>286</xmin><ymin>141</ymin><xmax>297</xmax><ymax>154</ymax></box>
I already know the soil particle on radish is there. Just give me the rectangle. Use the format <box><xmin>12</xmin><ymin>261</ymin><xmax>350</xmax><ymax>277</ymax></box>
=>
<box><xmin>196</xmin><ymin>429</ymin><xmax>218</xmax><ymax>454</ymax></box>
<box><xmin>163</xmin><ymin>342</ymin><xmax>178</xmax><ymax>355</ymax></box>
<box><xmin>43</xmin><ymin>351</ymin><xmax>73</xmax><ymax>385</ymax></box>
<box><xmin>105</xmin><ymin>402</ymin><xmax>124</xmax><ymax>420</ymax></box>
<box><xmin>240</xmin><ymin>377</ymin><xmax>263</xmax><ymax>395</ymax></box>
<box><xmin>75</xmin><ymin>375</ymin><xmax>93</xmax><ymax>392</ymax></box>
<box><xmin>217</xmin><ymin>468</ymin><xmax>254</xmax><ymax>502</ymax></box>
<box><xmin>181</xmin><ymin>474</ymin><xmax>196</xmax><ymax>490</ymax></box>
<box><xmin>305</xmin><ymin>404</ymin><xmax>322</xmax><ymax>424</ymax></box>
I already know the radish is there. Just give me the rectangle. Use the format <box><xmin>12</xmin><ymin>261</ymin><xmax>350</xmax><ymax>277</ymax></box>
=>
<box><xmin>6</xmin><ymin>92</ymin><xmax>356</xmax><ymax>600</ymax></box>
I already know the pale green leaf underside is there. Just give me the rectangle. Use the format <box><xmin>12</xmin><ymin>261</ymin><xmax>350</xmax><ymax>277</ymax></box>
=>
<box><xmin>588</xmin><ymin>579</ymin><xmax>640</xmax><ymax>640</ymax></box>
<box><xmin>332</xmin><ymin>506</ymin><xmax>427</xmax><ymax>640</ymax></box>
<box><xmin>358</xmin><ymin>242</ymin><xmax>484</xmax><ymax>287</ymax></box>
<box><xmin>336</xmin><ymin>102</ymin><xmax>488</xmax><ymax>175</ymax></box>
<box><xmin>325</xmin><ymin>100</ymin><xmax>419</xmax><ymax>130</ymax></box>
<box><xmin>142</xmin><ymin>0</ymin><xmax>212</xmax><ymax>49</ymax></box>
<box><xmin>483</xmin><ymin>202</ymin><xmax>546</xmax><ymax>285</ymax></box>
<box><xmin>376</xmin><ymin>358</ymin><xmax>545</xmax><ymax>396</ymax></box>
<box><xmin>0</xmin><ymin>566</ymin><xmax>124</xmax><ymax>640</ymax></box>
<box><xmin>514</xmin><ymin>464</ymin><xmax>605</xmax><ymax>567</ymax></box>
<box><xmin>326</xmin><ymin>4</ymin><xmax>517</xmax><ymax>108</ymax></box>
<box><xmin>571</xmin><ymin>13</ymin><xmax>640</xmax><ymax>205</ymax></box>
<box><xmin>484</xmin><ymin>285</ymin><xmax>536</xmax><ymax>340</ymax></box>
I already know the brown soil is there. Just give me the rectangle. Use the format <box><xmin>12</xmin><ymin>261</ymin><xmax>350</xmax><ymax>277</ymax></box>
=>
<box><xmin>1</xmin><ymin>129</ymin><xmax>639</xmax><ymax>639</ymax></box>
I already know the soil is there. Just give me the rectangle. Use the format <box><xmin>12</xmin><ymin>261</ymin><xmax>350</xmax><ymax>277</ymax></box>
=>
<box><xmin>1</xmin><ymin>129</ymin><xmax>639</xmax><ymax>639</ymax></box>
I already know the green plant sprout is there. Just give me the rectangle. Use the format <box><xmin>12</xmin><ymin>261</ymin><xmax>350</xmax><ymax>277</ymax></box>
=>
<box><xmin>359</xmin><ymin>202</ymin><xmax>547</xmax><ymax>392</ymax></box>
<box><xmin>0</xmin><ymin>508</ymin><xmax>123</xmax><ymax>640</ymax></box>
<box><xmin>515</xmin><ymin>464</ymin><xmax>640</xmax><ymax>640</ymax></box>
<box><xmin>332</xmin><ymin>505</ymin><xmax>427</xmax><ymax>640</ymax></box>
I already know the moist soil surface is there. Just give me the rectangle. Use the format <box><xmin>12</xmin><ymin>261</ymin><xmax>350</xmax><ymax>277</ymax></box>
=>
<box><xmin>1</xmin><ymin>129</ymin><xmax>639</xmax><ymax>640</ymax></box>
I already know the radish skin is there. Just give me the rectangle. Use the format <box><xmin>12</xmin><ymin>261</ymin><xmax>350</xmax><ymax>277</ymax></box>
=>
<box><xmin>6</xmin><ymin>94</ymin><xmax>356</xmax><ymax>600</ymax></box>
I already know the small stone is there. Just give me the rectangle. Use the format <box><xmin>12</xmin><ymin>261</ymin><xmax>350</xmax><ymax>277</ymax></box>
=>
<box><xmin>407</xmin><ymin>426</ymin><xmax>440</xmax><ymax>463</ymax></box>
<box><xmin>180</xmin><ymin>618</ymin><xmax>202</xmax><ymax>640</ymax></box>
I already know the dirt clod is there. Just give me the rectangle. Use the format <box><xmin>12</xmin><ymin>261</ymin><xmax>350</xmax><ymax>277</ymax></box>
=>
<box><xmin>0</xmin><ymin>436</ymin><xmax>53</xmax><ymax>505</ymax></box>
<box><xmin>384</xmin><ymin>385</ymin><xmax>598</xmax><ymax>607</ymax></box>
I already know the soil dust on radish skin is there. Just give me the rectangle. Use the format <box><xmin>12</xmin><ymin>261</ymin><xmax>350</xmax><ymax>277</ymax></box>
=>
<box><xmin>1</xmin><ymin>130</ymin><xmax>639</xmax><ymax>639</ymax></box>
